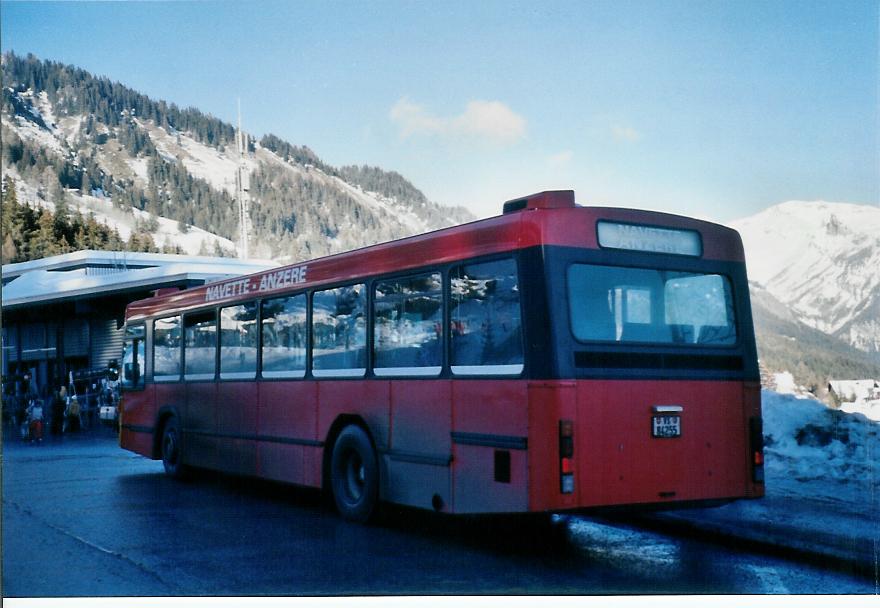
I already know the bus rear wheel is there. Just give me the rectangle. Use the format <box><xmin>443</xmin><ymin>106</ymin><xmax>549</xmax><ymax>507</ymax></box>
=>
<box><xmin>161</xmin><ymin>417</ymin><xmax>188</xmax><ymax>479</ymax></box>
<box><xmin>330</xmin><ymin>425</ymin><xmax>379</xmax><ymax>522</ymax></box>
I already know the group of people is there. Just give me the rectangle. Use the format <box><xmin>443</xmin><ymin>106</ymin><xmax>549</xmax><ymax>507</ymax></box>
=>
<box><xmin>4</xmin><ymin>371</ymin><xmax>120</xmax><ymax>444</ymax></box>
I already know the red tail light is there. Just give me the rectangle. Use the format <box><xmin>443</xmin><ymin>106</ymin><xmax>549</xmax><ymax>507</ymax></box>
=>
<box><xmin>560</xmin><ymin>420</ymin><xmax>574</xmax><ymax>494</ymax></box>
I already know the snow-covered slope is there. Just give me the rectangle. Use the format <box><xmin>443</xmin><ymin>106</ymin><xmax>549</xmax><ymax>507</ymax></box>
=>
<box><xmin>2</xmin><ymin>165</ymin><xmax>236</xmax><ymax>257</ymax></box>
<box><xmin>2</xmin><ymin>68</ymin><xmax>473</xmax><ymax>262</ymax></box>
<box><xmin>730</xmin><ymin>201</ymin><xmax>880</xmax><ymax>353</ymax></box>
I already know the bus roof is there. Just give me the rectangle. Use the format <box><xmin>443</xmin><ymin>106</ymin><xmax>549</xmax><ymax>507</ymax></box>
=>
<box><xmin>124</xmin><ymin>192</ymin><xmax>745</xmax><ymax>321</ymax></box>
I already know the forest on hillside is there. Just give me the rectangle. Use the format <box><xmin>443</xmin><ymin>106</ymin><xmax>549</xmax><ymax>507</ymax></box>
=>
<box><xmin>0</xmin><ymin>175</ymin><xmax>183</xmax><ymax>263</ymax></box>
<box><xmin>1</xmin><ymin>51</ymin><xmax>468</xmax><ymax>262</ymax></box>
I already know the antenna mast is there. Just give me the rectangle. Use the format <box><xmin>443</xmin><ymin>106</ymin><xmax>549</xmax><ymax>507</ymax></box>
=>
<box><xmin>235</xmin><ymin>98</ymin><xmax>251</xmax><ymax>259</ymax></box>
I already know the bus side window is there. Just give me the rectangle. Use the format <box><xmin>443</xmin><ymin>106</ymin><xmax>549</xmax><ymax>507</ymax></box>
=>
<box><xmin>220</xmin><ymin>302</ymin><xmax>258</xmax><ymax>379</ymax></box>
<box><xmin>374</xmin><ymin>272</ymin><xmax>442</xmax><ymax>376</ymax></box>
<box><xmin>312</xmin><ymin>284</ymin><xmax>366</xmax><ymax>377</ymax></box>
<box><xmin>153</xmin><ymin>316</ymin><xmax>181</xmax><ymax>382</ymax></box>
<box><xmin>261</xmin><ymin>294</ymin><xmax>307</xmax><ymax>378</ymax></box>
<box><xmin>122</xmin><ymin>324</ymin><xmax>145</xmax><ymax>390</ymax></box>
<box><xmin>184</xmin><ymin>311</ymin><xmax>217</xmax><ymax>380</ymax></box>
<box><xmin>450</xmin><ymin>258</ymin><xmax>524</xmax><ymax>376</ymax></box>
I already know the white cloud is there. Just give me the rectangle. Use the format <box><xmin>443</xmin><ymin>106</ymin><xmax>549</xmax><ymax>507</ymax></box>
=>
<box><xmin>452</xmin><ymin>100</ymin><xmax>526</xmax><ymax>143</ymax></box>
<box><xmin>611</xmin><ymin>124</ymin><xmax>641</xmax><ymax>143</ymax></box>
<box><xmin>389</xmin><ymin>97</ymin><xmax>445</xmax><ymax>138</ymax></box>
<box><xmin>390</xmin><ymin>97</ymin><xmax>526</xmax><ymax>144</ymax></box>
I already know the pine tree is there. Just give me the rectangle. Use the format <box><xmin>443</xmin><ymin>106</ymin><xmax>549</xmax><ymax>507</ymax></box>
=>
<box><xmin>2</xmin><ymin>233</ymin><xmax>18</xmax><ymax>263</ymax></box>
<box><xmin>30</xmin><ymin>211</ymin><xmax>61</xmax><ymax>259</ymax></box>
<box><xmin>52</xmin><ymin>184</ymin><xmax>70</xmax><ymax>234</ymax></box>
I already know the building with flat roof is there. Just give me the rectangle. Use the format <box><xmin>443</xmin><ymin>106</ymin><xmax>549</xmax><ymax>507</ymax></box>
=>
<box><xmin>2</xmin><ymin>250</ymin><xmax>277</xmax><ymax>396</ymax></box>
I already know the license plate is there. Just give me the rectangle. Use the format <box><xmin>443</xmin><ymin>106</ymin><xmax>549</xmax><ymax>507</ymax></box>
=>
<box><xmin>652</xmin><ymin>415</ymin><xmax>681</xmax><ymax>438</ymax></box>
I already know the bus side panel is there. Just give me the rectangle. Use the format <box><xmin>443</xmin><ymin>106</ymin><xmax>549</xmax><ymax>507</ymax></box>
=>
<box><xmin>217</xmin><ymin>382</ymin><xmax>258</xmax><ymax>476</ymax></box>
<box><xmin>576</xmin><ymin>380</ymin><xmax>749</xmax><ymax>507</ymax></box>
<box><xmin>120</xmin><ymin>383</ymin><xmax>156</xmax><ymax>458</ymax></box>
<box><xmin>184</xmin><ymin>382</ymin><xmax>218</xmax><ymax>470</ymax></box>
<box><xmin>527</xmin><ymin>382</ymin><xmax>577</xmax><ymax>512</ymax></box>
<box><xmin>451</xmin><ymin>380</ymin><xmax>528</xmax><ymax>513</ymax></box>
<box><xmin>384</xmin><ymin>380</ymin><xmax>452</xmax><ymax>511</ymax></box>
<box><xmin>258</xmin><ymin>381</ymin><xmax>319</xmax><ymax>487</ymax></box>
<box><xmin>317</xmin><ymin>380</ymin><xmax>390</xmax><ymax>476</ymax></box>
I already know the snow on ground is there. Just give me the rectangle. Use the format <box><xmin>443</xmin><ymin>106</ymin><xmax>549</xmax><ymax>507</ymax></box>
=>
<box><xmin>762</xmin><ymin>390</ymin><xmax>878</xmax><ymax>497</ymax></box>
<box><xmin>7</xmin><ymin>107</ymin><xmax>65</xmax><ymax>156</ymax></box>
<box><xmin>654</xmin><ymin>389</ymin><xmax>878</xmax><ymax>568</ymax></box>
<box><xmin>126</xmin><ymin>156</ymin><xmax>150</xmax><ymax>183</ymax></box>
<box><xmin>144</xmin><ymin>120</ymin><xmax>258</xmax><ymax>196</ymax></box>
<box><xmin>34</xmin><ymin>91</ymin><xmax>58</xmax><ymax>130</ymax></box>
<box><xmin>56</xmin><ymin>115</ymin><xmax>84</xmax><ymax>145</ymax></box>
<box><xmin>331</xmin><ymin>175</ymin><xmax>430</xmax><ymax>234</ymax></box>
<box><xmin>771</xmin><ymin>371</ymin><xmax>800</xmax><ymax>396</ymax></box>
<box><xmin>143</xmin><ymin>121</ymin><xmax>433</xmax><ymax>236</ymax></box>
<box><xmin>70</xmin><ymin>192</ymin><xmax>238</xmax><ymax>256</ymax></box>
<box><xmin>745</xmin><ymin>390</ymin><xmax>877</xmax><ymax>561</ymax></box>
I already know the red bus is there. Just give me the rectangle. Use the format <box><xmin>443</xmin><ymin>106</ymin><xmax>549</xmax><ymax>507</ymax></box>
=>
<box><xmin>119</xmin><ymin>190</ymin><xmax>764</xmax><ymax>521</ymax></box>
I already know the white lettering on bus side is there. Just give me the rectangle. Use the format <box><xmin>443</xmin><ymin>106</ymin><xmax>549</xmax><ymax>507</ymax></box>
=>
<box><xmin>205</xmin><ymin>265</ymin><xmax>308</xmax><ymax>303</ymax></box>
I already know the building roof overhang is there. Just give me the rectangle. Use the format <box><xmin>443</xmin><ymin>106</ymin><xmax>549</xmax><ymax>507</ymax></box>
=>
<box><xmin>1</xmin><ymin>250</ymin><xmax>278</xmax><ymax>310</ymax></box>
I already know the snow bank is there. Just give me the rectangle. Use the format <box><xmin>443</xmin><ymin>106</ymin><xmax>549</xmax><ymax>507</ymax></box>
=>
<box><xmin>840</xmin><ymin>398</ymin><xmax>880</xmax><ymax>423</ymax></box>
<box><xmin>762</xmin><ymin>389</ymin><xmax>878</xmax><ymax>502</ymax></box>
<box><xmin>771</xmin><ymin>371</ymin><xmax>799</xmax><ymax>395</ymax></box>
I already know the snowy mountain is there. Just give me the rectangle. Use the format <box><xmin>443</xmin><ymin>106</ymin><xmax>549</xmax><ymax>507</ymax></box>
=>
<box><xmin>749</xmin><ymin>283</ymin><xmax>880</xmax><ymax>394</ymax></box>
<box><xmin>1</xmin><ymin>52</ymin><xmax>473</xmax><ymax>261</ymax></box>
<box><xmin>730</xmin><ymin>201</ymin><xmax>880</xmax><ymax>355</ymax></box>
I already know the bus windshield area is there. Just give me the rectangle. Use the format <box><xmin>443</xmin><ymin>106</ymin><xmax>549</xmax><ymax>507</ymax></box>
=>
<box><xmin>567</xmin><ymin>263</ymin><xmax>737</xmax><ymax>346</ymax></box>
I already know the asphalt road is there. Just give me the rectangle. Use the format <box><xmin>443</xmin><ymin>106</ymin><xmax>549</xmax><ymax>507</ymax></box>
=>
<box><xmin>2</xmin><ymin>429</ymin><xmax>873</xmax><ymax>596</ymax></box>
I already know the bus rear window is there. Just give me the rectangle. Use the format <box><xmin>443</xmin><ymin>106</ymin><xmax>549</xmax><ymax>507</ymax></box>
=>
<box><xmin>567</xmin><ymin>264</ymin><xmax>736</xmax><ymax>346</ymax></box>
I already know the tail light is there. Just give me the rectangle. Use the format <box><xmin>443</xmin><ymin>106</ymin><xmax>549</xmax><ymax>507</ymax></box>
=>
<box><xmin>559</xmin><ymin>419</ymin><xmax>574</xmax><ymax>494</ymax></box>
<box><xmin>749</xmin><ymin>416</ymin><xmax>764</xmax><ymax>483</ymax></box>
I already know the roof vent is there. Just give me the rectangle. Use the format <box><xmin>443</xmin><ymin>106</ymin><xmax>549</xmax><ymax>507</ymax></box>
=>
<box><xmin>502</xmin><ymin>190</ymin><xmax>575</xmax><ymax>214</ymax></box>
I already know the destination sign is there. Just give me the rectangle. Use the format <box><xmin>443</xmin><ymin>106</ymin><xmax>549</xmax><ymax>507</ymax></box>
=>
<box><xmin>205</xmin><ymin>265</ymin><xmax>308</xmax><ymax>302</ymax></box>
<box><xmin>597</xmin><ymin>221</ymin><xmax>701</xmax><ymax>256</ymax></box>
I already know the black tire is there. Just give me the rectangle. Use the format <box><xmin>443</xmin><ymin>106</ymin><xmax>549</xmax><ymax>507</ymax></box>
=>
<box><xmin>160</xmin><ymin>416</ymin><xmax>188</xmax><ymax>479</ymax></box>
<box><xmin>330</xmin><ymin>425</ymin><xmax>379</xmax><ymax>522</ymax></box>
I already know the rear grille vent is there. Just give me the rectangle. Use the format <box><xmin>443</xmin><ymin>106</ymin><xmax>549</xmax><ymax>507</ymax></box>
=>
<box><xmin>574</xmin><ymin>351</ymin><xmax>743</xmax><ymax>371</ymax></box>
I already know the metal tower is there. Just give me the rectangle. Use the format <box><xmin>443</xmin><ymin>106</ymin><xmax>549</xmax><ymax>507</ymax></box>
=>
<box><xmin>235</xmin><ymin>99</ymin><xmax>251</xmax><ymax>259</ymax></box>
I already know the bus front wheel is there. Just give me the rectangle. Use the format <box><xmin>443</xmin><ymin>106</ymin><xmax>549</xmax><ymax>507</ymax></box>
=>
<box><xmin>330</xmin><ymin>425</ymin><xmax>379</xmax><ymax>522</ymax></box>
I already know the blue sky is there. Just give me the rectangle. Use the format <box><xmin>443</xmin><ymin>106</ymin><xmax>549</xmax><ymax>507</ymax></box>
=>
<box><xmin>2</xmin><ymin>1</ymin><xmax>877</xmax><ymax>220</ymax></box>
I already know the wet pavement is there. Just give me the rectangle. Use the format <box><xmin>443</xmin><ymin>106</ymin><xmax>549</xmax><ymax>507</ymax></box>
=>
<box><xmin>2</xmin><ymin>429</ymin><xmax>874</xmax><ymax>596</ymax></box>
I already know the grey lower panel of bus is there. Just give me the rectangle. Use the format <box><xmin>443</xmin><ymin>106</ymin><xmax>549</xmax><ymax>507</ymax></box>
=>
<box><xmin>182</xmin><ymin>428</ymin><xmax>324</xmax><ymax>448</ymax></box>
<box><xmin>383</xmin><ymin>449</ymin><xmax>452</xmax><ymax>467</ymax></box>
<box><xmin>134</xmin><ymin>424</ymin><xmax>528</xmax><ymax>513</ymax></box>
<box><xmin>450</xmin><ymin>431</ymin><xmax>528</xmax><ymax>450</ymax></box>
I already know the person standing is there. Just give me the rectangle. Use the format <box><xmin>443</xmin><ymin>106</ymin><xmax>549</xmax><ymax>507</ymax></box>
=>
<box><xmin>51</xmin><ymin>385</ymin><xmax>66</xmax><ymax>436</ymax></box>
<box><xmin>27</xmin><ymin>397</ymin><xmax>43</xmax><ymax>443</ymax></box>
<box><xmin>65</xmin><ymin>389</ymin><xmax>81</xmax><ymax>433</ymax></box>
